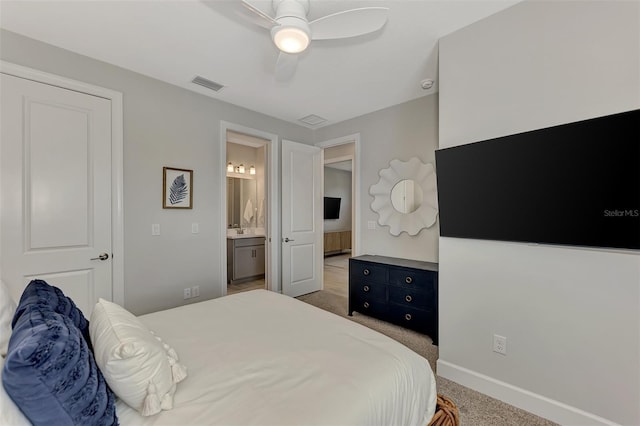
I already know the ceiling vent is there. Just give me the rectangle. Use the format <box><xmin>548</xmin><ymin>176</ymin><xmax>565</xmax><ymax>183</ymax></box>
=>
<box><xmin>191</xmin><ymin>76</ymin><xmax>224</xmax><ymax>92</ymax></box>
<box><xmin>298</xmin><ymin>114</ymin><xmax>327</xmax><ymax>127</ymax></box>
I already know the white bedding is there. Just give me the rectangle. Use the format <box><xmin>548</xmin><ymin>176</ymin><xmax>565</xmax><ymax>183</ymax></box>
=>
<box><xmin>117</xmin><ymin>289</ymin><xmax>437</xmax><ymax>426</ymax></box>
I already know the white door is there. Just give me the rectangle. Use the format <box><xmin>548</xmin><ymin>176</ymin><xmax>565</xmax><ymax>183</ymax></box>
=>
<box><xmin>281</xmin><ymin>140</ymin><xmax>323</xmax><ymax>297</ymax></box>
<box><xmin>1</xmin><ymin>73</ymin><xmax>113</xmax><ymax>316</ymax></box>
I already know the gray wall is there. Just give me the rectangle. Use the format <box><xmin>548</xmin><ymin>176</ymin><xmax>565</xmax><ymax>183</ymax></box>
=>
<box><xmin>315</xmin><ymin>94</ymin><xmax>439</xmax><ymax>263</ymax></box>
<box><xmin>323</xmin><ymin>167</ymin><xmax>352</xmax><ymax>232</ymax></box>
<box><xmin>0</xmin><ymin>29</ymin><xmax>313</xmax><ymax>315</ymax></box>
<box><xmin>438</xmin><ymin>1</ymin><xmax>639</xmax><ymax>425</ymax></box>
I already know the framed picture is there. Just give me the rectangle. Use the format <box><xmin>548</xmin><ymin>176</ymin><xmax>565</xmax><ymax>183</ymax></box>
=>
<box><xmin>163</xmin><ymin>167</ymin><xmax>193</xmax><ymax>209</ymax></box>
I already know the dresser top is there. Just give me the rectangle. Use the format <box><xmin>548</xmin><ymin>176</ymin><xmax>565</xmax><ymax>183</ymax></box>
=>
<box><xmin>351</xmin><ymin>255</ymin><xmax>438</xmax><ymax>272</ymax></box>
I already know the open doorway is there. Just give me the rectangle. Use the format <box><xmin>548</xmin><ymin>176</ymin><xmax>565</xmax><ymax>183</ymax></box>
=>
<box><xmin>323</xmin><ymin>159</ymin><xmax>352</xmax><ymax>299</ymax></box>
<box><xmin>317</xmin><ymin>136</ymin><xmax>359</xmax><ymax>298</ymax></box>
<box><xmin>219</xmin><ymin>124</ymin><xmax>278</xmax><ymax>296</ymax></box>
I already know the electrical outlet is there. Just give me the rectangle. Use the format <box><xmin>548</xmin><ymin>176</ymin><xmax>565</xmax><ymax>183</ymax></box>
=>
<box><xmin>192</xmin><ymin>286</ymin><xmax>200</xmax><ymax>298</ymax></box>
<box><xmin>493</xmin><ymin>334</ymin><xmax>507</xmax><ymax>355</ymax></box>
<box><xmin>183</xmin><ymin>288</ymin><xmax>191</xmax><ymax>300</ymax></box>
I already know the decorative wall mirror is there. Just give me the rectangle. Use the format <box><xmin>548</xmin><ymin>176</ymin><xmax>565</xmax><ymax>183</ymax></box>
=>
<box><xmin>369</xmin><ymin>157</ymin><xmax>438</xmax><ymax>236</ymax></box>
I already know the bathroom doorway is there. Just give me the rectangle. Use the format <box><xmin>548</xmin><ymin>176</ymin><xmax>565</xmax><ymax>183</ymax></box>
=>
<box><xmin>221</xmin><ymin>127</ymin><xmax>275</xmax><ymax>296</ymax></box>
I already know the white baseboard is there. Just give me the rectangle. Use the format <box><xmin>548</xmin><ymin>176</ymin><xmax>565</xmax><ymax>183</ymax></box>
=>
<box><xmin>436</xmin><ymin>360</ymin><xmax>619</xmax><ymax>426</ymax></box>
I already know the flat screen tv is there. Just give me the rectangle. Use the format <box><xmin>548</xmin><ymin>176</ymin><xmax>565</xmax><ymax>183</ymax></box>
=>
<box><xmin>435</xmin><ymin>109</ymin><xmax>639</xmax><ymax>250</ymax></box>
<box><xmin>324</xmin><ymin>197</ymin><xmax>341</xmax><ymax>220</ymax></box>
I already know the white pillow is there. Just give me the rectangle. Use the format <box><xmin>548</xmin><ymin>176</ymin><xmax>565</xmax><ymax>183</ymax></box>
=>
<box><xmin>0</xmin><ymin>357</ymin><xmax>31</xmax><ymax>425</ymax></box>
<box><xmin>89</xmin><ymin>298</ymin><xmax>187</xmax><ymax>416</ymax></box>
<box><xmin>0</xmin><ymin>280</ymin><xmax>17</xmax><ymax>358</ymax></box>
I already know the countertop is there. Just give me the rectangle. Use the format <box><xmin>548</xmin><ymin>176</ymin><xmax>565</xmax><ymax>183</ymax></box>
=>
<box><xmin>226</xmin><ymin>233</ymin><xmax>266</xmax><ymax>240</ymax></box>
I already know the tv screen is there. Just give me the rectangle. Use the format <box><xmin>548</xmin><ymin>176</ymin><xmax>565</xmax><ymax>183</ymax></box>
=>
<box><xmin>324</xmin><ymin>197</ymin><xmax>341</xmax><ymax>220</ymax></box>
<box><xmin>435</xmin><ymin>109</ymin><xmax>639</xmax><ymax>250</ymax></box>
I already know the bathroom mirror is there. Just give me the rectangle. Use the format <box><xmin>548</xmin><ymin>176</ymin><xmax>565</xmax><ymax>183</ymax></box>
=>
<box><xmin>369</xmin><ymin>157</ymin><xmax>438</xmax><ymax>236</ymax></box>
<box><xmin>227</xmin><ymin>177</ymin><xmax>257</xmax><ymax>228</ymax></box>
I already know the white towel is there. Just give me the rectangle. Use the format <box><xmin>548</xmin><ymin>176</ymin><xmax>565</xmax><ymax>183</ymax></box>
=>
<box><xmin>257</xmin><ymin>198</ymin><xmax>265</xmax><ymax>227</ymax></box>
<box><xmin>243</xmin><ymin>199</ymin><xmax>254</xmax><ymax>225</ymax></box>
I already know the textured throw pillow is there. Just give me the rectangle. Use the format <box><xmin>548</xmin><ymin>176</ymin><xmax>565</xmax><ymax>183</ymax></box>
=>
<box><xmin>13</xmin><ymin>280</ymin><xmax>92</xmax><ymax>349</ymax></box>
<box><xmin>0</xmin><ymin>280</ymin><xmax>17</xmax><ymax>358</ymax></box>
<box><xmin>90</xmin><ymin>298</ymin><xmax>187</xmax><ymax>416</ymax></box>
<box><xmin>2</xmin><ymin>304</ymin><xmax>117</xmax><ymax>425</ymax></box>
<box><xmin>0</xmin><ymin>357</ymin><xmax>30</xmax><ymax>425</ymax></box>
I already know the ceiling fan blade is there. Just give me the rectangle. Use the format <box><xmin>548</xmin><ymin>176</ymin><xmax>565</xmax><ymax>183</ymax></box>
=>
<box><xmin>275</xmin><ymin>52</ymin><xmax>298</xmax><ymax>82</ymax></box>
<box><xmin>309</xmin><ymin>7</ymin><xmax>389</xmax><ymax>40</ymax></box>
<box><xmin>239</xmin><ymin>0</ymin><xmax>278</xmax><ymax>29</ymax></box>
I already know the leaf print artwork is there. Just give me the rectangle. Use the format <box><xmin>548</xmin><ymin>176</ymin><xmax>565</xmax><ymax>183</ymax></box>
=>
<box><xmin>163</xmin><ymin>167</ymin><xmax>192</xmax><ymax>209</ymax></box>
<box><xmin>169</xmin><ymin>174</ymin><xmax>188</xmax><ymax>205</ymax></box>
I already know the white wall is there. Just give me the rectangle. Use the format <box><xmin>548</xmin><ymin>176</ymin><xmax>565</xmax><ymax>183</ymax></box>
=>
<box><xmin>315</xmin><ymin>94</ymin><xmax>439</xmax><ymax>263</ymax></box>
<box><xmin>438</xmin><ymin>2</ymin><xmax>640</xmax><ymax>425</ymax></box>
<box><xmin>0</xmin><ymin>29</ymin><xmax>313</xmax><ymax>315</ymax></box>
<box><xmin>323</xmin><ymin>167</ymin><xmax>352</xmax><ymax>232</ymax></box>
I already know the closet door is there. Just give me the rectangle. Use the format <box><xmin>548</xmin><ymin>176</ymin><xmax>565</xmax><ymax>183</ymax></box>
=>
<box><xmin>1</xmin><ymin>73</ymin><xmax>113</xmax><ymax>316</ymax></box>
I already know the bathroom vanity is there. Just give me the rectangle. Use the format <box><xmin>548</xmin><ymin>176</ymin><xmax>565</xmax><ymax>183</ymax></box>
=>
<box><xmin>227</xmin><ymin>234</ymin><xmax>266</xmax><ymax>284</ymax></box>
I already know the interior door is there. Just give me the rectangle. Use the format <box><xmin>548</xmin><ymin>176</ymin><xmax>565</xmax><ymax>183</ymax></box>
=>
<box><xmin>0</xmin><ymin>73</ymin><xmax>113</xmax><ymax>316</ymax></box>
<box><xmin>281</xmin><ymin>140</ymin><xmax>323</xmax><ymax>297</ymax></box>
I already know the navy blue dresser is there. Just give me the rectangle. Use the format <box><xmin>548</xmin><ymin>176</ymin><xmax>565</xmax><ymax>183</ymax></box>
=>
<box><xmin>348</xmin><ymin>255</ymin><xmax>438</xmax><ymax>345</ymax></box>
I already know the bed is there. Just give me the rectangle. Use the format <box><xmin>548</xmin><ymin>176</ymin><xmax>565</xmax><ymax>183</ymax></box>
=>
<box><xmin>1</xmin><ymin>281</ymin><xmax>437</xmax><ymax>425</ymax></box>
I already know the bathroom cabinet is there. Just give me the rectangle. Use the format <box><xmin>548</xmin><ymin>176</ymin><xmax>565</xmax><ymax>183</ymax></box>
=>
<box><xmin>227</xmin><ymin>236</ymin><xmax>265</xmax><ymax>284</ymax></box>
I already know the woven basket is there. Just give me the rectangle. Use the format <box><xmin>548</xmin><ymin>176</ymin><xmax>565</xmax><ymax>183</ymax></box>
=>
<box><xmin>427</xmin><ymin>394</ymin><xmax>460</xmax><ymax>426</ymax></box>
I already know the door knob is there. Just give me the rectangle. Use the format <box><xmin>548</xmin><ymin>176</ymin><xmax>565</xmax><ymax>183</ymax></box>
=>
<box><xmin>283</xmin><ymin>237</ymin><xmax>295</xmax><ymax>242</ymax></box>
<box><xmin>90</xmin><ymin>253</ymin><xmax>109</xmax><ymax>261</ymax></box>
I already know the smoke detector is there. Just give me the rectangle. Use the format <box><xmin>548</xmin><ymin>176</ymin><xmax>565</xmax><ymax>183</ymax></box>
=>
<box><xmin>421</xmin><ymin>79</ymin><xmax>434</xmax><ymax>90</ymax></box>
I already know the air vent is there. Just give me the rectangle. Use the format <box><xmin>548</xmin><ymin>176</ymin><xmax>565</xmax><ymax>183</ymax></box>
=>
<box><xmin>298</xmin><ymin>114</ymin><xmax>327</xmax><ymax>127</ymax></box>
<box><xmin>191</xmin><ymin>76</ymin><xmax>224</xmax><ymax>92</ymax></box>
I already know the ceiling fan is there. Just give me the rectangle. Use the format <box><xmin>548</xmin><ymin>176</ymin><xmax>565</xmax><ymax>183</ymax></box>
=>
<box><xmin>239</xmin><ymin>0</ymin><xmax>389</xmax><ymax>81</ymax></box>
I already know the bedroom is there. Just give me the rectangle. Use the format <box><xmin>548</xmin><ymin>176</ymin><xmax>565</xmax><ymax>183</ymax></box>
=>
<box><xmin>1</xmin><ymin>1</ymin><xmax>639</xmax><ymax>425</ymax></box>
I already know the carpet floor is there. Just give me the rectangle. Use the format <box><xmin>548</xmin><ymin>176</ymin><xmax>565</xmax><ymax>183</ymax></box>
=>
<box><xmin>297</xmin><ymin>289</ymin><xmax>558</xmax><ymax>426</ymax></box>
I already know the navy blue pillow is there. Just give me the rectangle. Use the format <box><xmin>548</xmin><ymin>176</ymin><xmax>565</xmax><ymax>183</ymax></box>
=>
<box><xmin>13</xmin><ymin>280</ymin><xmax>92</xmax><ymax>350</ymax></box>
<box><xmin>2</xmin><ymin>304</ymin><xmax>117</xmax><ymax>425</ymax></box>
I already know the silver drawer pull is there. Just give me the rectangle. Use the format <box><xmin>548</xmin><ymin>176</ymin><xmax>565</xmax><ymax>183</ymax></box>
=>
<box><xmin>363</xmin><ymin>302</ymin><xmax>370</xmax><ymax>308</ymax></box>
<box><xmin>405</xmin><ymin>276</ymin><xmax>413</xmax><ymax>284</ymax></box>
<box><xmin>404</xmin><ymin>313</ymin><xmax>412</xmax><ymax>321</ymax></box>
<box><xmin>363</xmin><ymin>269</ymin><xmax>370</xmax><ymax>276</ymax></box>
<box><xmin>405</xmin><ymin>295</ymin><xmax>412</xmax><ymax>302</ymax></box>
<box><xmin>363</xmin><ymin>285</ymin><xmax>370</xmax><ymax>292</ymax></box>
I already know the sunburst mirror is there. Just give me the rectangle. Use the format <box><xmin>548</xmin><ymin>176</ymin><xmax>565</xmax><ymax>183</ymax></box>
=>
<box><xmin>369</xmin><ymin>157</ymin><xmax>438</xmax><ymax>236</ymax></box>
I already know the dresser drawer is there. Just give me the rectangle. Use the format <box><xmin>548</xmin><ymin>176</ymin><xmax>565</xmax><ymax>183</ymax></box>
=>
<box><xmin>350</xmin><ymin>261</ymin><xmax>387</xmax><ymax>284</ymax></box>
<box><xmin>351</xmin><ymin>281</ymin><xmax>386</xmax><ymax>301</ymax></box>
<box><xmin>388</xmin><ymin>286</ymin><xmax>433</xmax><ymax>311</ymax></box>
<box><xmin>387</xmin><ymin>304</ymin><xmax>434</xmax><ymax>330</ymax></box>
<box><xmin>389</xmin><ymin>267</ymin><xmax>435</xmax><ymax>289</ymax></box>
<box><xmin>351</xmin><ymin>296</ymin><xmax>388</xmax><ymax>316</ymax></box>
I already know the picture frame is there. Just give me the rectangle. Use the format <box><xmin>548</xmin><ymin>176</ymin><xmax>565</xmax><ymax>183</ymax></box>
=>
<box><xmin>163</xmin><ymin>167</ymin><xmax>193</xmax><ymax>209</ymax></box>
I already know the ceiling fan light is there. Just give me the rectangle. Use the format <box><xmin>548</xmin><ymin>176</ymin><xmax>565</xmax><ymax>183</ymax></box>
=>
<box><xmin>273</xmin><ymin>27</ymin><xmax>309</xmax><ymax>53</ymax></box>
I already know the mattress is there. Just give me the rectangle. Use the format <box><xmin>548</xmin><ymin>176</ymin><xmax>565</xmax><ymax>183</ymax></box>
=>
<box><xmin>116</xmin><ymin>289</ymin><xmax>437</xmax><ymax>425</ymax></box>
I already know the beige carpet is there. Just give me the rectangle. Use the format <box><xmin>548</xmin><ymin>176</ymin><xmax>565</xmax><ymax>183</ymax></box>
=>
<box><xmin>297</xmin><ymin>289</ymin><xmax>558</xmax><ymax>426</ymax></box>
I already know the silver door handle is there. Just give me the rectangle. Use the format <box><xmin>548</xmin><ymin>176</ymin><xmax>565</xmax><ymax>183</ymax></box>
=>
<box><xmin>283</xmin><ymin>237</ymin><xmax>295</xmax><ymax>242</ymax></box>
<box><xmin>90</xmin><ymin>253</ymin><xmax>109</xmax><ymax>261</ymax></box>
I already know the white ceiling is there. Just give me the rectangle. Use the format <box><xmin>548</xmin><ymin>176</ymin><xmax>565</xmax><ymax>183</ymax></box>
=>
<box><xmin>0</xmin><ymin>0</ymin><xmax>520</xmax><ymax>128</ymax></box>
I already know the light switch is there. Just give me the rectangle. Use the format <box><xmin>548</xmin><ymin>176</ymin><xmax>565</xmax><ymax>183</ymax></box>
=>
<box><xmin>152</xmin><ymin>224</ymin><xmax>160</xmax><ymax>236</ymax></box>
<box><xmin>191</xmin><ymin>223</ymin><xmax>199</xmax><ymax>234</ymax></box>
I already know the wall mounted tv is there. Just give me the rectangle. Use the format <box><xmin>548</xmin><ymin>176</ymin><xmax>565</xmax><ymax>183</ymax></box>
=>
<box><xmin>435</xmin><ymin>109</ymin><xmax>639</xmax><ymax>250</ymax></box>
<box><xmin>324</xmin><ymin>197</ymin><xmax>341</xmax><ymax>220</ymax></box>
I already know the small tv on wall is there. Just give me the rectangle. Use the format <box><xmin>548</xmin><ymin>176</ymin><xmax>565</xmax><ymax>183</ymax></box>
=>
<box><xmin>324</xmin><ymin>197</ymin><xmax>341</xmax><ymax>220</ymax></box>
<box><xmin>435</xmin><ymin>109</ymin><xmax>639</xmax><ymax>250</ymax></box>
